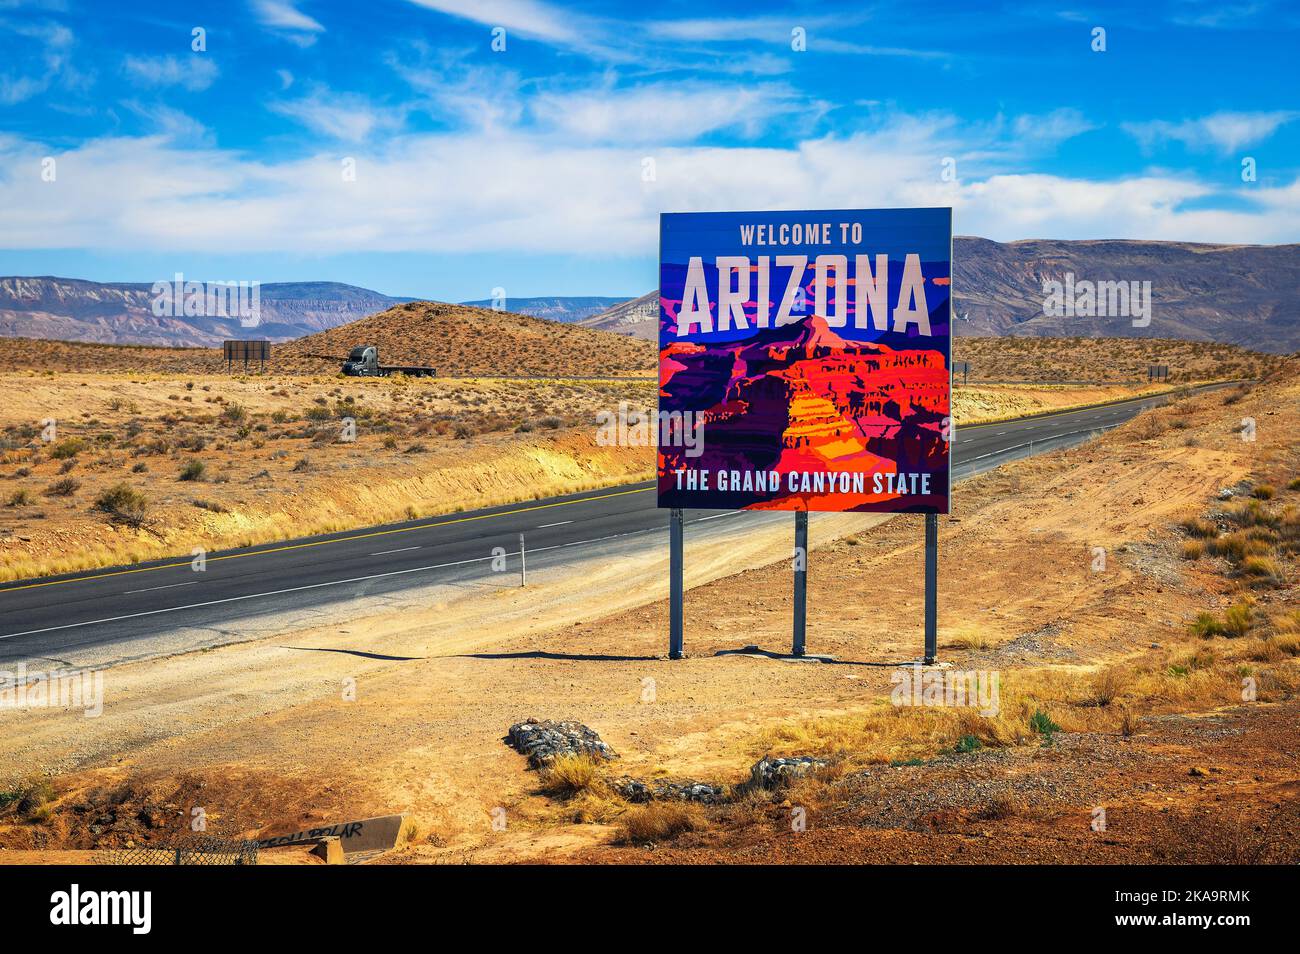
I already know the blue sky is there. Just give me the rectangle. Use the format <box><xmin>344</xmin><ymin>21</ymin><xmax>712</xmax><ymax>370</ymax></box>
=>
<box><xmin>1</xmin><ymin>0</ymin><xmax>1297</xmax><ymax>300</ymax></box>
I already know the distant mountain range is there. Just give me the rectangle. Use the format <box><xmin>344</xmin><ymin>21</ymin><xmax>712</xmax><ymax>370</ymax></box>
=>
<box><xmin>3</xmin><ymin>236</ymin><xmax>1297</xmax><ymax>352</ymax></box>
<box><xmin>458</xmin><ymin>295</ymin><xmax>630</xmax><ymax>323</ymax></box>
<box><xmin>583</xmin><ymin>238</ymin><xmax>1300</xmax><ymax>354</ymax></box>
<box><xmin>0</xmin><ymin>277</ymin><xmax>412</xmax><ymax>347</ymax></box>
<box><xmin>952</xmin><ymin>238</ymin><xmax>1300</xmax><ymax>353</ymax></box>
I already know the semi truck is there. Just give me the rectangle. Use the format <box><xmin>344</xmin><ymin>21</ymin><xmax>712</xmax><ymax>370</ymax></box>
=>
<box><xmin>339</xmin><ymin>346</ymin><xmax>436</xmax><ymax>378</ymax></box>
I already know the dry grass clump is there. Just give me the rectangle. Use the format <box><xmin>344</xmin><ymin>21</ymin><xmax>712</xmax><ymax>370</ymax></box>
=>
<box><xmin>1089</xmin><ymin>666</ymin><xmax>1131</xmax><ymax>707</ymax></box>
<box><xmin>0</xmin><ymin>775</ymin><xmax>56</xmax><ymax>823</ymax></box>
<box><xmin>1179</xmin><ymin>515</ymin><xmax>1218</xmax><ymax>538</ymax></box>
<box><xmin>943</xmin><ymin>633</ymin><xmax>990</xmax><ymax>651</ymax></box>
<box><xmin>617</xmin><ymin>802</ymin><xmax>708</xmax><ymax>844</ymax></box>
<box><xmin>538</xmin><ymin>754</ymin><xmax>602</xmax><ymax>797</ymax></box>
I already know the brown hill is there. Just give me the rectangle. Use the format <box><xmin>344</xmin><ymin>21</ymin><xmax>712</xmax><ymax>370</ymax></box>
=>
<box><xmin>274</xmin><ymin>300</ymin><xmax>655</xmax><ymax>376</ymax></box>
<box><xmin>0</xmin><ymin>301</ymin><xmax>657</xmax><ymax>377</ymax></box>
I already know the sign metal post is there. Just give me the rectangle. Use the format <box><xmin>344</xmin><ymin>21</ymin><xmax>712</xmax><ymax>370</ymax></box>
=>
<box><xmin>792</xmin><ymin>510</ymin><xmax>808</xmax><ymax>656</ymax></box>
<box><xmin>924</xmin><ymin>512</ymin><xmax>938</xmax><ymax>664</ymax></box>
<box><xmin>669</xmin><ymin>508</ymin><xmax>684</xmax><ymax>658</ymax></box>
<box><xmin>519</xmin><ymin>533</ymin><xmax>526</xmax><ymax>587</ymax></box>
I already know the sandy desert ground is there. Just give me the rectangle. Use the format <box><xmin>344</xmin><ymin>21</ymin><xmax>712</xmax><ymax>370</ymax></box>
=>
<box><xmin>1</xmin><ymin>358</ymin><xmax>1294</xmax><ymax>864</ymax></box>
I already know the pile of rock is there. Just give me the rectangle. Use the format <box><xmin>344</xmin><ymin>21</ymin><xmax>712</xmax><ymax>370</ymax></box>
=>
<box><xmin>505</xmin><ymin>719</ymin><xmax>619</xmax><ymax>768</ymax></box>
<box><xmin>749</xmin><ymin>755</ymin><xmax>829</xmax><ymax>789</ymax></box>
<box><xmin>608</xmin><ymin>777</ymin><xmax>727</xmax><ymax>805</ymax></box>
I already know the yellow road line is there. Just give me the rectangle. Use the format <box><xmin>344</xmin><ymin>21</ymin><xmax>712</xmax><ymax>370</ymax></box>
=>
<box><xmin>0</xmin><ymin>486</ymin><xmax>654</xmax><ymax>593</ymax></box>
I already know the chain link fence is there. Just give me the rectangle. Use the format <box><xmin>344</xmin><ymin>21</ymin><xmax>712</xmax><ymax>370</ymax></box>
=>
<box><xmin>100</xmin><ymin>833</ymin><xmax>259</xmax><ymax>866</ymax></box>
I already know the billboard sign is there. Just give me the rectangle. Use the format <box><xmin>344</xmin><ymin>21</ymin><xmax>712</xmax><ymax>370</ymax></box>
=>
<box><xmin>658</xmin><ymin>208</ymin><xmax>951</xmax><ymax>513</ymax></box>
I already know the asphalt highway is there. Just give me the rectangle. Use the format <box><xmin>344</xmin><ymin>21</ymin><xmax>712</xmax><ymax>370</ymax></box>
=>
<box><xmin>0</xmin><ymin>384</ymin><xmax>1225</xmax><ymax>666</ymax></box>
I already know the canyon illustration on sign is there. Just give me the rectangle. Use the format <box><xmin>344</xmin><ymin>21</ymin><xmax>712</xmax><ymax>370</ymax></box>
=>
<box><xmin>658</xmin><ymin>208</ymin><xmax>952</xmax><ymax>513</ymax></box>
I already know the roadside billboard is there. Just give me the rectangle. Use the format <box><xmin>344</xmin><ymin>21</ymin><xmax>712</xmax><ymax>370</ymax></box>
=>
<box><xmin>658</xmin><ymin>207</ymin><xmax>952</xmax><ymax>513</ymax></box>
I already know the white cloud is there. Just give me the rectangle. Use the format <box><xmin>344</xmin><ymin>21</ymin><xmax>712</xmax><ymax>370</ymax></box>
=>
<box><xmin>530</xmin><ymin>82</ymin><xmax>812</xmax><ymax>143</ymax></box>
<box><xmin>1012</xmin><ymin>107</ymin><xmax>1097</xmax><ymax>145</ymax></box>
<box><xmin>268</xmin><ymin>87</ymin><xmax>406</xmax><ymax>141</ymax></box>
<box><xmin>122</xmin><ymin>54</ymin><xmax>218</xmax><ymax>92</ymax></box>
<box><xmin>251</xmin><ymin>0</ymin><xmax>325</xmax><ymax>46</ymax></box>
<box><xmin>1122</xmin><ymin>110</ymin><xmax>1298</xmax><ymax>154</ymax></box>
<box><xmin>386</xmin><ymin>46</ymin><xmax>523</xmax><ymax>131</ymax></box>
<box><xmin>3</xmin><ymin>116</ymin><xmax>1296</xmax><ymax>260</ymax></box>
<box><xmin>405</xmin><ymin>0</ymin><xmax>583</xmax><ymax>45</ymax></box>
<box><xmin>120</xmin><ymin>101</ymin><xmax>211</xmax><ymax>144</ymax></box>
<box><xmin>0</xmin><ymin>17</ymin><xmax>86</xmax><ymax>104</ymax></box>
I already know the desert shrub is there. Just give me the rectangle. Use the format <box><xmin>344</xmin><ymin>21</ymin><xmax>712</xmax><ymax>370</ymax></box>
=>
<box><xmin>1223</xmin><ymin>603</ymin><xmax>1252</xmax><ymax>638</ymax></box>
<box><xmin>192</xmin><ymin>498</ymin><xmax>229</xmax><ymax>514</ymax></box>
<box><xmin>292</xmin><ymin>457</ymin><xmax>310</xmax><ymax>472</ymax></box>
<box><xmin>49</xmin><ymin>438</ymin><xmax>86</xmax><ymax>460</ymax></box>
<box><xmin>1181</xmin><ymin>540</ymin><xmax>1204</xmax><ymax>560</ymax></box>
<box><xmin>618</xmin><ymin>802</ymin><xmax>708</xmax><ymax>844</ymax></box>
<box><xmin>540</xmin><ymin>415</ymin><xmax>562</xmax><ymax>429</ymax></box>
<box><xmin>977</xmin><ymin>795</ymin><xmax>1023</xmax><ymax>820</ymax></box>
<box><xmin>954</xmin><ymin>734</ymin><xmax>983</xmax><ymax>754</ymax></box>
<box><xmin>131</xmin><ymin>462</ymin><xmax>148</xmax><ymax>473</ymax></box>
<box><xmin>0</xmin><ymin>775</ymin><xmax>55</xmax><ymax>821</ymax></box>
<box><xmin>1252</xmin><ymin>484</ymin><xmax>1275</xmax><ymax>500</ymax></box>
<box><xmin>1029</xmin><ymin>709</ymin><xmax>1060</xmax><ymax>739</ymax></box>
<box><xmin>1208</xmin><ymin>532</ymin><xmax>1252</xmax><ymax>561</ymax></box>
<box><xmin>1288</xmin><ymin>477</ymin><xmax>1300</xmax><ymax>492</ymax></box>
<box><xmin>1242</xmin><ymin>556</ymin><xmax>1280</xmax><ymax>583</ymax></box>
<box><xmin>178</xmin><ymin>459</ymin><xmax>206</xmax><ymax>481</ymax></box>
<box><xmin>1190</xmin><ymin>612</ymin><xmax>1224</xmax><ymax>639</ymax></box>
<box><xmin>220</xmin><ymin>403</ymin><xmax>247</xmax><ymax>424</ymax></box>
<box><xmin>1229</xmin><ymin>499</ymin><xmax>1278</xmax><ymax>528</ymax></box>
<box><xmin>453</xmin><ymin>422</ymin><xmax>475</xmax><ymax>439</ymax></box>
<box><xmin>1180</xmin><ymin>516</ymin><xmax>1217</xmax><ymax>538</ymax></box>
<box><xmin>44</xmin><ymin>477</ymin><xmax>80</xmax><ymax>497</ymax></box>
<box><xmin>93</xmin><ymin>483</ymin><xmax>148</xmax><ymax>527</ymax></box>
<box><xmin>1090</xmin><ymin>667</ymin><xmax>1130</xmax><ymax>706</ymax></box>
<box><xmin>7</xmin><ymin>489</ymin><xmax>31</xmax><ymax>506</ymax></box>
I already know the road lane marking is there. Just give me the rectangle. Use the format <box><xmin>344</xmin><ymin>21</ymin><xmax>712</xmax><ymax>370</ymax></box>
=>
<box><xmin>125</xmin><ymin>580</ymin><xmax>202</xmax><ymax>594</ymax></box>
<box><xmin>537</xmin><ymin>521</ymin><xmax>572</xmax><ymax>528</ymax></box>
<box><xmin>371</xmin><ymin>547</ymin><xmax>421</xmax><ymax>556</ymax></box>
<box><xmin>0</xmin><ymin>485</ymin><xmax>655</xmax><ymax>594</ymax></box>
<box><xmin>0</xmin><ymin>524</ymin><xmax>671</xmax><ymax>641</ymax></box>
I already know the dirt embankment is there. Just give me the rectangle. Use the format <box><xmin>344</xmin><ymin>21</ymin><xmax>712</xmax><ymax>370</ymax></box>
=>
<box><xmin>1</xmin><ymin>362</ymin><xmax>1295</xmax><ymax>864</ymax></box>
<box><xmin>952</xmin><ymin>335</ymin><xmax>1285</xmax><ymax>384</ymax></box>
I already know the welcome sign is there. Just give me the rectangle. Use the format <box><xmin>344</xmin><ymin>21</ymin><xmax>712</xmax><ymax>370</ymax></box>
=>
<box><xmin>658</xmin><ymin>208</ymin><xmax>952</xmax><ymax>513</ymax></box>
